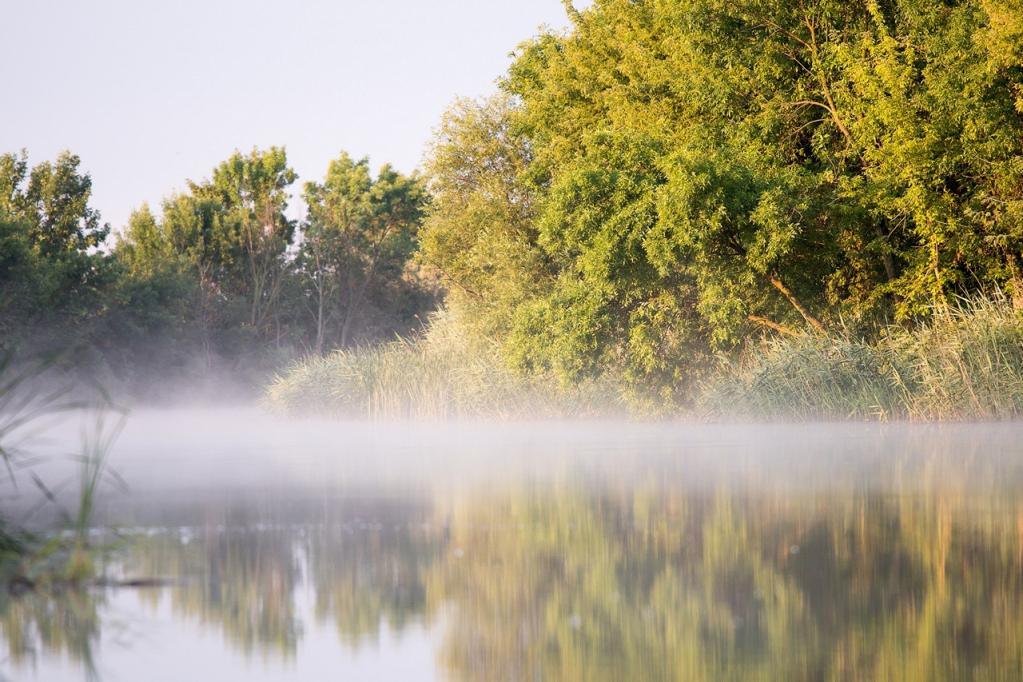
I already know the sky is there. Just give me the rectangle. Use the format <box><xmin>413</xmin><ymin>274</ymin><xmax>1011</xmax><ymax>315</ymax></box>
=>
<box><xmin>1</xmin><ymin>0</ymin><xmax>578</xmax><ymax>231</ymax></box>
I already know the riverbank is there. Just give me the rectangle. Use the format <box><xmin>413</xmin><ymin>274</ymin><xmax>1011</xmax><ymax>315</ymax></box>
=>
<box><xmin>267</xmin><ymin>298</ymin><xmax>1023</xmax><ymax>422</ymax></box>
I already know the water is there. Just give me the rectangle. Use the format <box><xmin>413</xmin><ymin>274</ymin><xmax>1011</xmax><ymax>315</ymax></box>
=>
<box><xmin>5</xmin><ymin>412</ymin><xmax>1023</xmax><ymax>681</ymax></box>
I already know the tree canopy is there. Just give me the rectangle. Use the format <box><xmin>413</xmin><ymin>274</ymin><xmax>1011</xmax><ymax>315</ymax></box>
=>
<box><xmin>420</xmin><ymin>0</ymin><xmax>1023</xmax><ymax>407</ymax></box>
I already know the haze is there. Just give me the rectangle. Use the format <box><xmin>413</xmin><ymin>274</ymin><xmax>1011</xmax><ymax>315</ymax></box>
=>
<box><xmin>1</xmin><ymin>0</ymin><xmax>577</xmax><ymax>230</ymax></box>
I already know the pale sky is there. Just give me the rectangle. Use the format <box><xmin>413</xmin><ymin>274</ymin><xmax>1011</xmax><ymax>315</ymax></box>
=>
<box><xmin>1</xmin><ymin>0</ymin><xmax>578</xmax><ymax>231</ymax></box>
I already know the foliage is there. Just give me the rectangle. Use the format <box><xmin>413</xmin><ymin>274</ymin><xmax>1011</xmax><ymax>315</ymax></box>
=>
<box><xmin>420</xmin><ymin>0</ymin><xmax>1023</xmax><ymax>407</ymax></box>
<box><xmin>0</xmin><ymin>151</ymin><xmax>116</xmax><ymax>354</ymax></box>
<box><xmin>1</xmin><ymin>147</ymin><xmax>436</xmax><ymax>400</ymax></box>
<box><xmin>297</xmin><ymin>153</ymin><xmax>432</xmax><ymax>353</ymax></box>
<box><xmin>0</xmin><ymin>150</ymin><xmax>108</xmax><ymax>257</ymax></box>
<box><xmin>6</xmin><ymin>0</ymin><xmax>1023</xmax><ymax>412</ymax></box>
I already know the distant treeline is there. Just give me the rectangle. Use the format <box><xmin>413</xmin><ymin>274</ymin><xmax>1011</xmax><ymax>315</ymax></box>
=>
<box><xmin>0</xmin><ymin>149</ymin><xmax>436</xmax><ymax>397</ymax></box>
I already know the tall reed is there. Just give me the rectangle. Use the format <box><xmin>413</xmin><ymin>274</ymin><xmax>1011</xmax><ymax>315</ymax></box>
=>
<box><xmin>270</xmin><ymin>296</ymin><xmax>1023</xmax><ymax>422</ymax></box>
<box><xmin>0</xmin><ymin>352</ymin><xmax>124</xmax><ymax>582</ymax></box>
<box><xmin>266</xmin><ymin>310</ymin><xmax>621</xmax><ymax>420</ymax></box>
<box><xmin>702</xmin><ymin>296</ymin><xmax>1023</xmax><ymax>421</ymax></box>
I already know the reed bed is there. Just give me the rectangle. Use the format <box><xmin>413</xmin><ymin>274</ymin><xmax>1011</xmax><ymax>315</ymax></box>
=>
<box><xmin>265</xmin><ymin>310</ymin><xmax>620</xmax><ymax>420</ymax></box>
<box><xmin>702</xmin><ymin>297</ymin><xmax>1023</xmax><ymax>421</ymax></box>
<box><xmin>269</xmin><ymin>297</ymin><xmax>1023</xmax><ymax>422</ymax></box>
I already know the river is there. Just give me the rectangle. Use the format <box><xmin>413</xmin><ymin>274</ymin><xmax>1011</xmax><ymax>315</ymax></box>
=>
<box><xmin>4</xmin><ymin>411</ymin><xmax>1023</xmax><ymax>680</ymax></box>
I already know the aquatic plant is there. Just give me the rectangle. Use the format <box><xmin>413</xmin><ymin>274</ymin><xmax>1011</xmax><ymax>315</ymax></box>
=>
<box><xmin>899</xmin><ymin>297</ymin><xmax>1023</xmax><ymax>420</ymax></box>
<box><xmin>270</xmin><ymin>295</ymin><xmax>1023</xmax><ymax>422</ymax></box>
<box><xmin>63</xmin><ymin>410</ymin><xmax>127</xmax><ymax>582</ymax></box>
<box><xmin>699</xmin><ymin>336</ymin><xmax>911</xmax><ymax>421</ymax></box>
<box><xmin>0</xmin><ymin>352</ymin><xmax>125</xmax><ymax>583</ymax></box>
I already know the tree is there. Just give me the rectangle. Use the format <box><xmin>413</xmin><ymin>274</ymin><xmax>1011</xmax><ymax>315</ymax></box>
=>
<box><xmin>0</xmin><ymin>219</ymin><xmax>42</xmax><ymax>344</ymax></box>
<box><xmin>419</xmin><ymin>95</ymin><xmax>549</xmax><ymax>342</ymax></box>
<box><xmin>298</xmin><ymin>153</ymin><xmax>429</xmax><ymax>351</ymax></box>
<box><xmin>114</xmin><ymin>150</ymin><xmax>299</xmax><ymax>369</ymax></box>
<box><xmin>0</xmin><ymin>150</ymin><xmax>108</xmax><ymax>257</ymax></box>
<box><xmin>0</xmin><ymin>150</ymin><xmax>113</xmax><ymax>348</ymax></box>
<box><xmin>299</xmin><ymin>153</ymin><xmax>373</xmax><ymax>354</ymax></box>
<box><xmin>190</xmin><ymin>147</ymin><xmax>297</xmax><ymax>337</ymax></box>
<box><xmin>420</xmin><ymin>0</ymin><xmax>1023</xmax><ymax>405</ymax></box>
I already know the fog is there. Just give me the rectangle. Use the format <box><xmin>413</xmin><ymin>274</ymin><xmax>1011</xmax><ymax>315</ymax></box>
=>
<box><xmin>14</xmin><ymin>406</ymin><xmax>1023</xmax><ymax>527</ymax></box>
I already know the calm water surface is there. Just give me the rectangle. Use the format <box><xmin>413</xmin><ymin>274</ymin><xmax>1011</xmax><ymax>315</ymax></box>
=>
<box><xmin>5</xmin><ymin>412</ymin><xmax>1023</xmax><ymax>681</ymax></box>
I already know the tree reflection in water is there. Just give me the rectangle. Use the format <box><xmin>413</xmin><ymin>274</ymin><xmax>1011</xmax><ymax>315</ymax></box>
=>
<box><xmin>4</xmin><ymin>456</ymin><xmax>1023</xmax><ymax>680</ymax></box>
<box><xmin>306</xmin><ymin>506</ymin><xmax>439</xmax><ymax>646</ymax></box>
<box><xmin>432</xmin><ymin>489</ymin><xmax>1023</xmax><ymax>681</ymax></box>
<box><xmin>128</xmin><ymin>527</ymin><xmax>303</xmax><ymax>657</ymax></box>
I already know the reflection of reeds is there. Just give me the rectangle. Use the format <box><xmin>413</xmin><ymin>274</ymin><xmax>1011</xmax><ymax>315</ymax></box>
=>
<box><xmin>266</xmin><ymin>309</ymin><xmax>620</xmax><ymax>420</ymax></box>
<box><xmin>0</xmin><ymin>587</ymin><xmax>102</xmax><ymax>677</ymax></box>
<box><xmin>703</xmin><ymin>296</ymin><xmax>1023</xmax><ymax>420</ymax></box>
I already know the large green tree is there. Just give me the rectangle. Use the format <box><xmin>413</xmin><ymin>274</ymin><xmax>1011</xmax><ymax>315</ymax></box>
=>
<box><xmin>420</xmin><ymin>0</ymin><xmax>1023</xmax><ymax>406</ymax></box>
<box><xmin>0</xmin><ymin>150</ymin><xmax>108</xmax><ymax>257</ymax></box>
<box><xmin>190</xmin><ymin>147</ymin><xmax>298</xmax><ymax>336</ymax></box>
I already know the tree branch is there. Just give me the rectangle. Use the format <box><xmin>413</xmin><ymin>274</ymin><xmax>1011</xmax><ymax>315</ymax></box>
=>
<box><xmin>804</xmin><ymin>13</ymin><xmax>854</xmax><ymax>147</ymax></box>
<box><xmin>767</xmin><ymin>273</ymin><xmax>827</xmax><ymax>334</ymax></box>
<box><xmin>748</xmin><ymin>314</ymin><xmax>800</xmax><ymax>337</ymax></box>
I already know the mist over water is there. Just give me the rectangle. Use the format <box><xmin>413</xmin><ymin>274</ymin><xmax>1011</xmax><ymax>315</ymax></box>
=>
<box><xmin>7</xmin><ymin>409</ymin><xmax>1023</xmax><ymax>680</ymax></box>
<box><xmin>29</xmin><ymin>409</ymin><xmax>1023</xmax><ymax>497</ymax></box>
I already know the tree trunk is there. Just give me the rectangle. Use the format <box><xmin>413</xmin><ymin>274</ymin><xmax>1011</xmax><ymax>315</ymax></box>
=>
<box><xmin>339</xmin><ymin>266</ymin><xmax>377</xmax><ymax>348</ymax></box>
<box><xmin>339</xmin><ymin>222</ymin><xmax>394</xmax><ymax>347</ymax></box>
<box><xmin>874</xmin><ymin>223</ymin><xmax>897</xmax><ymax>283</ymax></box>
<box><xmin>339</xmin><ymin>311</ymin><xmax>354</xmax><ymax>348</ymax></box>
<box><xmin>804</xmin><ymin>14</ymin><xmax>854</xmax><ymax>147</ymax></box>
<box><xmin>314</xmin><ymin>280</ymin><xmax>325</xmax><ymax>355</ymax></box>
